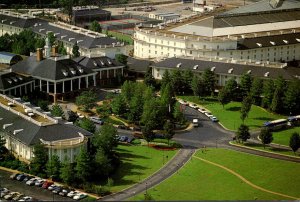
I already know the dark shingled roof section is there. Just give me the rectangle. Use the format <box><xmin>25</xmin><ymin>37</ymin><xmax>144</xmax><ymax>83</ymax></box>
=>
<box><xmin>238</xmin><ymin>33</ymin><xmax>300</xmax><ymax>49</ymax></box>
<box><xmin>73</xmin><ymin>56</ymin><xmax>123</xmax><ymax>70</ymax></box>
<box><xmin>71</xmin><ymin>8</ymin><xmax>111</xmax><ymax>16</ymax></box>
<box><xmin>12</xmin><ymin>56</ymin><xmax>96</xmax><ymax>81</ymax></box>
<box><xmin>0</xmin><ymin>72</ymin><xmax>33</xmax><ymax>91</ymax></box>
<box><xmin>0</xmin><ymin>106</ymin><xmax>92</xmax><ymax>146</ymax></box>
<box><xmin>0</xmin><ymin>14</ymin><xmax>121</xmax><ymax>49</ymax></box>
<box><xmin>127</xmin><ymin>57</ymin><xmax>152</xmax><ymax>73</ymax></box>
<box><xmin>152</xmin><ymin>57</ymin><xmax>300</xmax><ymax>80</ymax></box>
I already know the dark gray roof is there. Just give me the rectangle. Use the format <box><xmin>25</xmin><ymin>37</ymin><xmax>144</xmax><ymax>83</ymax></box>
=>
<box><xmin>73</xmin><ymin>56</ymin><xmax>123</xmax><ymax>70</ymax></box>
<box><xmin>222</xmin><ymin>0</ymin><xmax>300</xmax><ymax>16</ymax></box>
<box><xmin>192</xmin><ymin>9</ymin><xmax>300</xmax><ymax>29</ymax></box>
<box><xmin>152</xmin><ymin>57</ymin><xmax>300</xmax><ymax>80</ymax></box>
<box><xmin>72</xmin><ymin>8</ymin><xmax>111</xmax><ymax>17</ymax></box>
<box><xmin>0</xmin><ymin>106</ymin><xmax>92</xmax><ymax>146</ymax></box>
<box><xmin>127</xmin><ymin>57</ymin><xmax>152</xmax><ymax>73</ymax></box>
<box><xmin>0</xmin><ymin>72</ymin><xmax>33</xmax><ymax>91</ymax></box>
<box><xmin>238</xmin><ymin>33</ymin><xmax>300</xmax><ymax>49</ymax></box>
<box><xmin>0</xmin><ymin>13</ymin><xmax>121</xmax><ymax>49</ymax></box>
<box><xmin>12</xmin><ymin>55</ymin><xmax>96</xmax><ymax>81</ymax></box>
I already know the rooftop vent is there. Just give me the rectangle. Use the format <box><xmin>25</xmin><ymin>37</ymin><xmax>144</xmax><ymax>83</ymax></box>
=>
<box><xmin>3</xmin><ymin>123</ymin><xmax>13</xmax><ymax>129</ymax></box>
<box><xmin>283</xmin><ymin>40</ymin><xmax>288</xmax><ymax>44</ymax></box>
<box><xmin>176</xmin><ymin>63</ymin><xmax>182</xmax><ymax>68</ymax></box>
<box><xmin>193</xmin><ymin>65</ymin><xmax>198</xmax><ymax>70</ymax></box>
<box><xmin>270</xmin><ymin>41</ymin><xmax>276</xmax><ymax>46</ymax></box>
<box><xmin>13</xmin><ymin>129</ymin><xmax>24</xmax><ymax>135</ymax></box>
<box><xmin>264</xmin><ymin>72</ymin><xmax>270</xmax><ymax>77</ymax></box>
<box><xmin>228</xmin><ymin>68</ymin><xmax>233</xmax><ymax>74</ymax></box>
<box><xmin>211</xmin><ymin>66</ymin><xmax>216</xmax><ymax>72</ymax></box>
<box><xmin>247</xmin><ymin>70</ymin><xmax>251</xmax><ymax>74</ymax></box>
<box><xmin>256</xmin><ymin>43</ymin><xmax>262</xmax><ymax>47</ymax></box>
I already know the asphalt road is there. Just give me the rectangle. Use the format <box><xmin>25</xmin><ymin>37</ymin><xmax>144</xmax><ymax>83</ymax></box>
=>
<box><xmin>0</xmin><ymin>170</ymin><xmax>71</xmax><ymax>201</ymax></box>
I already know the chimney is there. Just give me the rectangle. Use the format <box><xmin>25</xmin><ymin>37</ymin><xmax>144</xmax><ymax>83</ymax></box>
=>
<box><xmin>51</xmin><ymin>45</ymin><xmax>58</xmax><ymax>57</ymax></box>
<box><xmin>36</xmin><ymin>48</ymin><xmax>43</xmax><ymax>62</ymax></box>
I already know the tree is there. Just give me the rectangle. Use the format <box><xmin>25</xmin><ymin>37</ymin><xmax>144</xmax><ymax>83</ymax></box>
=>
<box><xmin>191</xmin><ymin>75</ymin><xmax>204</xmax><ymax>98</ymax></box>
<box><xmin>160</xmin><ymin>83</ymin><xmax>175</xmax><ymax>119</ymax></box>
<box><xmin>144</xmin><ymin>67</ymin><xmax>156</xmax><ymax>88</ymax></box>
<box><xmin>121</xmin><ymin>81</ymin><xmax>135</xmax><ymax>104</ymax></box>
<box><xmin>270</xmin><ymin>88</ymin><xmax>281</xmax><ymax>113</ymax></box>
<box><xmin>30</xmin><ymin>144</ymin><xmax>48</xmax><ymax>176</ymax></box>
<box><xmin>284</xmin><ymin>80</ymin><xmax>300</xmax><ymax>115</ymax></box>
<box><xmin>46</xmin><ymin>155</ymin><xmax>61</xmax><ymax>180</ymax></box>
<box><xmin>239</xmin><ymin>73</ymin><xmax>252</xmax><ymax>98</ymax></box>
<box><xmin>289</xmin><ymin>132</ymin><xmax>300</xmax><ymax>154</ymax></box>
<box><xmin>128</xmin><ymin>92</ymin><xmax>144</xmax><ymax>123</ymax></box>
<box><xmin>271</xmin><ymin>76</ymin><xmax>286</xmax><ymax>113</ymax></box>
<box><xmin>161</xmin><ymin>70</ymin><xmax>171</xmax><ymax>89</ymax></box>
<box><xmin>141</xmin><ymin>98</ymin><xmax>163</xmax><ymax>130</ymax></box>
<box><xmin>75</xmin><ymin>90</ymin><xmax>97</xmax><ymax>111</ymax></box>
<box><xmin>51</xmin><ymin>104</ymin><xmax>64</xmax><ymax>117</ymax></box>
<box><xmin>142</xmin><ymin>124</ymin><xmax>155</xmax><ymax>146</ymax></box>
<box><xmin>93</xmin><ymin>125</ymin><xmax>118</xmax><ymax>155</ymax></box>
<box><xmin>182</xmin><ymin>70</ymin><xmax>193</xmax><ymax>93</ymax></box>
<box><xmin>170</xmin><ymin>69</ymin><xmax>183</xmax><ymax>94</ymax></box>
<box><xmin>89</xmin><ymin>20</ymin><xmax>102</xmax><ymax>33</ymax></box>
<box><xmin>76</xmin><ymin>117</ymin><xmax>96</xmax><ymax>133</ymax></box>
<box><xmin>60</xmin><ymin>162</ymin><xmax>76</xmax><ymax>185</ymax></box>
<box><xmin>173</xmin><ymin>104</ymin><xmax>185</xmax><ymax>124</ymax></box>
<box><xmin>111</xmin><ymin>95</ymin><xmax>127</xmax><ymax>116</ymax></box>
<box><xmin>72</xmin><ymin>41</ymin><xmax>80</xmax><ymax>58</ymax></box>
<box><xmin>259</xmin><ymin>128</ymin><xmax>273</xmax><ymax>149</ymax></box>
<box><xmin>35</xmin><ymin>37</ymin><xmax>45</xmax><ymax>49</ymax></box>
<box><xmin>240</xmin><ymin>95</ymin><xmax>252</xmax><ymax>123</ymax></box>
<box><xmin>58</xmin><ymin>41</ymin><xmax>67</xmax><ymax>55</ymax></box>
<box><xmin>250</xmin><ymin>78</ymin><xmax>263</xmax><ymax>105</ymax></box>
<box><xmin>59</xmin><ymin>0</ymin><xmax>74</xmax><ymax>22</ymax></box>
<box><xmin>0</xmin><ymin>134</ymin><xmax>6</xmax><ymax>157</ymax></box>
<box><xmin>224</xmin><ymin>78</ymin><xmax>238</xmax><ymax>101</ymax></box>
<box><xmin>47</xmin><ymin>32</ymin><xmax>56</xmax><ymax>46</ymax></box>
<box><xmin>262</xmin><ymin>79</ymin><xmax>274</xmax><ymax>109</ymax></box>
<box><xmin>202</xmin><ymin>69</ymin><xmax>216</xmax><ymax>96</ymax></box>
<box><xmin>115</xmin><ymin>54</ymin><xmax>128</xmax><ymax>65</ymax></box>
<box><xmin>236</xmin><ymin>124</ymin><xmax>250</xmax><ymax>143</ymax></box>
<box><xmin>163</xmin><ymin>121</ymin><xmax>175</xmax><ymax>145</ymax></box>
<box><xmin>94</xmin><ymin>148</ymin><xmax>112</xmax><ymax>178</ymax></box>
<box><xmin>218</xmin><ymin>88</ymin><xmax>231</xmax><ymax>108</ymax></box>
<box><xmin>75</xmin><ymin>147</ymin><xmax>91</xmax><ymax>182</ymax></box>
<box><xmin>38</xmin><ymin>100</ymin><xmax>49</xmax><ymax>111</ymax></box>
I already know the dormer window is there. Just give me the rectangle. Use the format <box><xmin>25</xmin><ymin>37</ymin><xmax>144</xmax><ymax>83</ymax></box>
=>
<box><xmin>193</xmin><ymin>65</ymin><xmax>198</xmax><ymax>70</ymax></box>
<box><xmin>270</xmin><ymin>41</ymin><xmax>276</xmax><ymax>45</ymax></box>
<box><xmin>264</xmin><ymin>72</ymin><xmax>270</xmax><ymax>77</ymax></box>
<box><xmin>176</xmin><ymin>63</ymin><xmax>182</xmax><ymax>68</ymax></box>
<box><xmin>247</xmin><ymin>70</ymin><xmax>251</xmax><ymax>74</ymax></box>
<box><xmin>228</xmin><ymin>68</ymin><xmax>233</xmax><ymax>74</ymax></box>
<box><xmin>107</xmin><ymin>59</ymin><xmax>112</xmax><ymax>65</ymax></box>
<box><xmin>100</xmin><ymin>60</ymin><xmax>105</xmax><ymax>66</ymax></box>
<box><xmin>12</xmin><ymin>77</ymin><xmax>18</xmax><ymax>82</ymax></box>
<box><xmin>283</xmin><ymin>40</ymin><xmax>288</xmax><ymax>44</ymax></box>
<box><xmin>62</xmin><ymin>69</ymin><xmax>68</xmax><ymax>77</ymax></box>
<box><xmin>296</xmin><ymin>38</ymin><xmax>300</xmax><ymax>42</ymax></box>
<box><xmin>211</xmin><ymin>66</ymin><xmax>216</xmax><ymax>72</ymax></box>
<box><xmin>256</xmin><ymin>43</ymin><xmax>262</xmax><ymax>47</ymax></box>
<box><xmin>69</xmin><ymin>68</ymin><xmax>76</xmax><ymax>75</ymax></box>
<box><xmin>77</xmin><ymin>66</ymin><xmax>84</xmax><ymax>73</ymax></box>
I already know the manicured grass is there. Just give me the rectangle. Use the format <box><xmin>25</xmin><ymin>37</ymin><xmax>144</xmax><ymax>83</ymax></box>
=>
<box><xmin>131</xmin><ymin>148</ymin><xmax>300</xmax><ymax>200</ymax></box>
<box><xmin>105</xmin><ymin>31</ymin><xmax>133</xmax><ymax>45</ymax></box>
<box><xmin>234</xmin><ymin>142</ymin><xmax>300</xmax><ymax>157</ymax></box>
<box><xmin>273</xmin><ymin>127</ymin><xmax>300</xmax><ymax>146</ymax></box>
<box><xmin>110</xmin><ymin>144</ymin><xmax>177</xmax><ymax>193</ymax></box>
<box><xmin>178</xmin><ymin>96</ymin><xmax>284</xmax><ymax>131</ymax></box>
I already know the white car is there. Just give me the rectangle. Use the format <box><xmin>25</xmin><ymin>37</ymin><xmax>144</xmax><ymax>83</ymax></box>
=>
<box><xmin>198</xmin><ymin>108</ymin><xmax>207</xmax><ymax>113</ymax></box>
<box><xmin>210</xmin><ymin>116</ymin><xmax>219</xmax><ymax>122</ymax></box>
<box><xmin>205</xmin><ymin>112</ymin><xmax>214</xmax><ymax>118</ymax></box>
<box><xmin>178</xmin><ymin>100</ymin><xmax>188</xmax><ymax>106</ymax></box>
<box><xmin>189</xmin><ymin>104</ymin><xmax>199</xmax><ymax>109</ymax></box>
<box><xmin>35</xmin><ymin>179</ymin><xmax>45</xmax><ymax>186</ymax></box>
<box><xmin>26</xmin><ymin>178</ymin><xmax>38</xmax><ymax>186</ymax></box>
<box><xmin>67</xmin><ymin>191</ymin><xmax>79</xmax><ymax>198</ymax></box>
<box><xmin>73</xmin><ymin>193</ymin><xmax>87</xmax><ymax>200</ymax></box>
<box><xmin>48</xmin><ymin>184</ymin><xmax>57</xmax><ymax>191</ymax></box>
<box><xmin>89</xmin><ymin>116</ymin><xmax>104</xmax><ymax>125</ymax></box>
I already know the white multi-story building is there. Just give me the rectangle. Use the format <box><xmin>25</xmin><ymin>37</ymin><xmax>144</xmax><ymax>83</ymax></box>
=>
<box><xmin>134</xmin><ymin>0</ymin><xmax>300</xmax><ymax>63</ymax></box>
<box><xmin>0</xmin><ymin>10</ymin><xmax>128</xmax><ymax>59</ymax></box>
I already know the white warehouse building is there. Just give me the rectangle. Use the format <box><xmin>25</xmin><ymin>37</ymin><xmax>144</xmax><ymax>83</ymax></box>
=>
<box><xmin>134</xmin><ymin>0</ymin><xmax>300</xmax><ymax>63</ymax></box>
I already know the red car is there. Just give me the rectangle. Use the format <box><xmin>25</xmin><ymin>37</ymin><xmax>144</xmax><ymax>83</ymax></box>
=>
<box><xmin>42</xmin><ymin>181</ymin><xmax>53</xmax><ymax>189</ymax></box>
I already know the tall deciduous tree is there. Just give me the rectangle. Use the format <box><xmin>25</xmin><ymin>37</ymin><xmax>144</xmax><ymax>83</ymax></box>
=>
<box><xmin>240</xmin><ymin>95</ymin><xmax>252</xmax><ymax>123</ymax></box>
<box><xmin>111</xmin><ymin>95</ymin><xmax>127</xmax><ymax>116</ymax></box>
<box><xmin>202</xmin><ymin>69</ymin><xmax>216</xmax><ymax>96</ymax></box>
<box><xmin>182</xmin><ymin>70</ymin><xmax>193</xmax><ymax>93</ymax></box>
<box><xmin>93</xmin><ymin>125</ymin><xmax>118</xmax><ymax>155</ymax></box>
<box><xmin>94</xmin><ymin>148</ymin><xmax>112</xmax><ymax>178</ymax></box>
<box><xmin>236</xmin><ymin>124</ymin><xmax>250</xmax><ymax>143</ymax></box>
<box><xmin>218</xmin><ymin>88</ymin><xmax>231</xmax><ymax>108</ymax></box>
<box><xmin>121</xmin><ymin>81</ymin><xmax>135</xmax><ymax>104</ymax></box>
<box><xmin>171</xmin><ymin>69</ymin><xmax>183</xmax><ymax>95</ymax></box>
<box><xmin>60</xmin><ymin>162</ymin><xmax>75</xmax><ymax>185</ymax></box>
<box><xmin>271</xmin><ymin>76</ymin><xmax>286</xmax><ymax>113</ymax></box>
<box><xmin>46</xmin><ymin>155</ymin><xmax>61</xmax><ymax>180</ymax></box>
<box><xmin>76</xmin><ymin>117</ymin><xmax>96</xmax><ymax>133</ymax></box>
<box><xmin>262</xmin><ymin>79</ymin><xmax>274</xmax><ymax>109</ymax></box>
<box><xmin>144</xmin><ymin>67</ymin><xmax>156</xmax><ymax>87</ymax></box>
<box><xmin>289</xmin><ymin>132</ymin><xmax>300</xmax><ymax>154</ymax></box>
<box><xmin>250</xmin><ymin>78</ymin><xmax>263</xmax><ymax>105</ymax></box>
<box><xmin>160</xmin><ymin>83</ymin><xmax>175</xmax><ymax>119</ymax></box>
<box><xmin>75</xmin><ymin>90</ymin><xmax>97</xmax><ymax>111</ymax></box>
<box><xmin>75</xmin><ymin>147</ymin><xmax>91</xmax><ymax>182</ymax></box>
<box><xmin>224</xmin><ymin>78</ymin><xmax>238</xmax><ymax>101</ymax></box>
<box><xmin>191</xmin><ymin>75</ymin><xmax>204</xmax><ymax>98</ymax></box>
<box><xmin>142</xmin><ymin>124</ymin><xmax>155</xmax><ymax>146</ymax></box>
<box><xmin>163</xmin><ymin>121</ymin><xmax>175</xmax><ymax>145</ymax></box>
<box><xmin>89</xmin><ymin>21</ymin><xmax>102</xmax><ymax>33</ymax></box>
<box><xmin>259</xmin><ymin>128</ymin><xmax>273</xmax><ymax>149</ymax></box>
<box><xmin>141</xmin><ymin>98</ymin><xmax>162</xmax><ymax>129</ymax></box>
<box><xmin>72</xmin><ymin>41</ymin><xmax>80</xmax><ymax>58</ymax></box>
<box><xmin>284</xmin><ymin>80</ymin><xmax>300</xmax><ymax>115</ymax></box>
<box><xmin>239</xmin><ymin>73</ymin><xmax>252</xmax><ymax>98</ymax></box>
<box><xmin>31</xmin><ymin>144</ymin><xmax>48</xmax><ymax>176</ymax></box>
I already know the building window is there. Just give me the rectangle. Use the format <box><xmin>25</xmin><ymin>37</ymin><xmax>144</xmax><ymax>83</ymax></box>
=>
<box><xmin>191</xmin><ymin>44</ymin><xmax>194</xmax><ymax>48</ymax></box>
<box><xmin>217</xmin><ymin>45</ymin><xmax>219</xmax><ymax>49</ymax></box>
<box><xmin>217</xmin><ymin>52</ymin><xmax>219</xmax><ymax>56</ymax></box>
<box><xmin>64</xmin><ymin>149</ymin><xmax>67</xmax><ymax>154</ymax></box>
<box><xmin>190</xmin><ymin>50</ymin><xmax>192</xmax><ymax>54</ymax></box>
<box><xmin>203</xmin><ymin>45</ymin><xmax>206</xmax><ymax>49</ymax></box>
<box><xmin>157</xmin><ymin>72</ymin><xmax>160</xmax><ymax>77</ymax></box>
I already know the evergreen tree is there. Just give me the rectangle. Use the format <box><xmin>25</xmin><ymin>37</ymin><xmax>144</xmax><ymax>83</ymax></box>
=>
<box><xmin>58</xmin><ymin>41</ymin><xmax>67</xmax><ymax>55</ymax></box>
<box><xmin>94</xmin><ymin>148</ymin><xmax>112</xmax><ymax>178</ymax></box>
<box><xmin>259</xmin><ymin>128</ymin><xmax>273</xmax><ymax>149</ymax></box>
<box><xmin>89</xmin><ymin>20</ymin><xmax>102</xmax><ymax>33</ymax></box>
<box><xmin>115</xmin><ymin>54</ymin><xmax>128</xmax><ymax>65</ymax></box>
<box><xmin>160</xmin><ymin>83</ymin><xmax>175</xmax><ymax>119</ymax></box>
<box><xmin>144</xmin><ymin>67</ymin><xmax>156</xmax><ymax>87</ymax></box>
<box><xmin>75</xmin><ymin>90</ymin><xmax>97</xmax><ymax>111</ymax></box>
<box><xmin>191</xmin><ymin>75</ymin><xmax>204</xmax><ymax>98</ymax></box>
<box><xmin>163</xmin><ymin>121</ymin><xmax>175</xmax><ymax>145</ymax></box>
<box><xmin>236</xmin><ymin>124</ymin><xmax>250</xmax><ymax>143</ymax></box>
<box><xmin>284</xmin><ymin>80</ymin><xmax>300</xmax><ymax>115</ymax></box>
<box><xmin>35</xmin><ymin>37</ymin><xmax>45</xmax><ymax>49</ymax></box>
<box><xmin>46</xmin><ymin>155</ymin><xmax>61</xmax><ymax>180</ymax></box>
<box><xmin>289</xmin><ymin>132</ymin><xmax>300</xmax><ymax>154</ymax></box>
<box><xmin>262</xmin><ymin>79</ymin><xmax>274</xmax><ymax>109</ymax></box>
<box><xmin>142</xmin><ymin>124</ymin><xmax>155</xmax><ymax>146</ymax></box>
<box><xmin>111</xmin><ymin>95</ymin><xmax>127</xmax><ymax>116</ymax></box>
<box><xmin>75</xmin><ymin>147</ymin><xmax>91</xmax><ymax>182</ymax></box>
<box><xmin>218</xmin><ymin>88</ymin><xmax>231</xmax><ymax>108</ymax></box>
<box><xmin>171</xmin><ymin>69</ymin><xmax>183</xmax><ymax>94</ymax></box>
<box><xmin>93</xmin><ymin>125</ymin><xmax>118</xmax><ymax>155</ymax></box>
<box><xmin>271</xmin><ymin>76</ymin><xmax>286</xmax><ymax>113</ymax></box>
<box><xmin>76</xmin><ymin>117</ymin><xmax>96</xmax><ymax>133</ymax></box>
<box><xmin>239</xmin><ymin>73</ymin><xmax>252</xmax><ymax>98</ymax></box>
<box><xmin>0</xmin><ymin>134</ymin><xmax>6</xmax><ymax>157</ymax></box>
<box><xmin>182</xmin><ymin>70</ymin><xmax>193</xmax><ymax>93</ymax></box>
<box><xmin>161</xmin><ymin>70</ymin><xmax>171</xmax><ymax>89</ymax></box>
<box><xmin>173</xmin><ymin>104</ymin><xmax>185</xmax><ymax>124</ymax></box>
<box><xmin>51</xmin><ymin>104</ymin><xmax>64</xmax><ymax>117</ymax></box>
<box><xmin>224</xmin><ymin>78</ymin><xmax>238</xmax><ymax>101</ymax></box>
<box><xmin>60</xmin><ymin>162</ymin><xmax>75</xmax><ymax>185</ymax></box>
<box><xmin>121</xmin><ymin>81</ymin><xmax>135</xmax><ymax>104</ymax></box>
<box><xmin>30</xmin><ymin>144</ymin><xmax>48</xmax><ymax>176</ymax></box>
<box><xmin>202</xmin><ymin>69</ymin><xmax>216</xmax><ymax>96</ymax></box>
<box><xmin>47</xmin><ymin>32</ymin><xmax>56</xmax><ymax>46</ymax></box>
<box><xmin>240</xmin><ymin>95</ymin><xmax>252</xmax><ymax>123</ymax></box>
<box><xmin>72</xmin><ymin>41</ymin><xmax>80</xmax><ymax>58</ymax></box>
<box><xmin>250</xmin><ymin>78</ymin><xmax>263</xmax><ymax>105</ymax></box>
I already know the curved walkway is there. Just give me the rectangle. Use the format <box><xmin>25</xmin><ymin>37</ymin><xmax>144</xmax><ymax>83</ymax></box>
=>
<box><xmin>193</xmin><ymin>155</ymin><xmax>299</xmax><ymax>200</ymax></box>
<box><xmin>100</xmin><ymin>148</ymin><xmax>195</xmax><ymax>201</ymax></box>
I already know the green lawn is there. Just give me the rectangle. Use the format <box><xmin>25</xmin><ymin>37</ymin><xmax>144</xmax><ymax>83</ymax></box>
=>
<box><xmin>105</xmin><ymin>31</ymin><xmax>133</xmax><ymax>45</ymax></box>
<box><xmin>234</xmin><ymin>142</ymin><xmax>300</xmax><ymax>157</ymax></box>
<box><xmin>273</xmin><ymin>127</ymin><xmax>300</xmax><ymax>146</ymax></box>
<box><xmin>110</xmin><ymin>144</ymin><xmax>177</xmax><ymax>193</ymax></box>
<box><xmin>131</xmin><ymin>148</ymin><xmax>300</xmax><ymax>200</ymax></box>
<box><xmin>178</xmin><ymin>96</ymin><xmax>284</xmax><ymax>131</ymax></box>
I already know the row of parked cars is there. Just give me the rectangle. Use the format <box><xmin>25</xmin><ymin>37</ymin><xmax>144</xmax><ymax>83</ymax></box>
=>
<box><xmin>9</xmin><ymin>173</ymin><xmax>88</xmax><ymax>200</ymax></box>
<box><xmin>0</xmin><ymin>187</ymin><xmax>34</xmax><ymax>201</ymax></box>
<box><xmin>179</xmin><ymin>99</ymin><xmax>219</xmax><ymax>122</ymax></box>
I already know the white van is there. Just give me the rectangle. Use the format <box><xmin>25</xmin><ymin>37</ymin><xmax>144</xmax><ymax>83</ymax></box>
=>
<box><xmin>193</xmin><ymin>119</ymin><xmax>199</xmax><ymax>127</ymax></box>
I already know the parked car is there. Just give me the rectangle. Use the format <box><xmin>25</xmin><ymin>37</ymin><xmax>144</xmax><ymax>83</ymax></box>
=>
<box><xmin>190</xmin><ymin>104</ymin><xmax>199</xmax><ymax>109</ymax></box>
<box><xmin>117</xmin><ymin>125</ymin><xmax>129</xmax><ymax>130</ymax></box>
<box><xmin>16</xmin><ymin>174</ymin><xmax>26</xmax><ymax>181</ymax></box>
<box><xmin>13</xmin><ymin>193</ymin><xmax>24</xmax><ymax>201</ymax></box>
<box><xmin>89</xmin><ymin>117</ymin><xmax>104</xmax><ymax>125</ymax></box>
<box><xmin>73</xmin><ymin>193</ymin><xmax>87</xmax><ymax>200</ymax></box>
<box><xmin>35</xmin><ymin>179</ymin><xmax>45</xmax><ymax>187</ymax></box>
<box><xmin>52</xmin><ymin>186</ymin><xmax>62</xmax><ymax>194</ymax></box>
<box><xmin>210</xmin><ymin>116</ymin><xmax>219</xmax><ymax>122</ymax></box>
<box><xmin>59</xmin><ymin>188</ymin><xmax>72</xmax><ymax>197</ymax></box>
<box><xmin>26</xmin><ymin>178</ymin><xmax>38</xmax><ymax>186</ymax></box>
<box><xmin>19</xmin><ymin>196</ymin><xmax>33</xmax><ymax>201</ymax></box>
<box><xmin>0</xmin><ymin>188</ymin><xmax>9</xmax><ymax>197</ymax></box>
<box><xmin>178</xmin><ymin>100</ymin><xmax>188</xmax><ymax>106</ymax></box>
<box><xmin>42</xmin><ymin>181</ymin><xmax>54</xmax><ymax>189</ymax></box>
<box><xmin>47</xmin><ymin>184</ymin><xmax>57</xmax><ymax>191</ymax></box>
<box><xmin>23</xmin><ymin>176</ymin><xmax>33</xmax><ymax>182</ymax></box>
<box><xmin>127</xmin><ymin>137</ymin><xmax>134</xmax><ymax>143</ymax></box>
<box><xmin>198</xmin><ymin>108</ymin><xmax>207</xmax><ymax>114</ymax></box>
<box><xmin>10</xmin><ymin>173</ymin><xmax>20</xmax><ymax>180</ymax></box>
<box><xmin>67</xmin><ymin>191</ymin><xmax>79</xmax><ymax>198</ymax></box>
<box><xmin>120</xmin><ymin>136</ymin><xmax>128</xmax><ymax>142</ymax></box>
<box><xmin>4</xmin><ymin>192</ymin><xmax>19</xmax><ymax>200</ymax></box>
<box><xmin>205</xmin><ymin>112</ymin><xmax>213</xmax><ymax>118</ymax></box>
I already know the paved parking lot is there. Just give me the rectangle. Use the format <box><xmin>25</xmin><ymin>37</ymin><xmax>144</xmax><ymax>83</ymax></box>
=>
<box><xmin>0</xmin><ymin>170</ymin><xmax>72</xmax><ymax>201</ymax></box>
